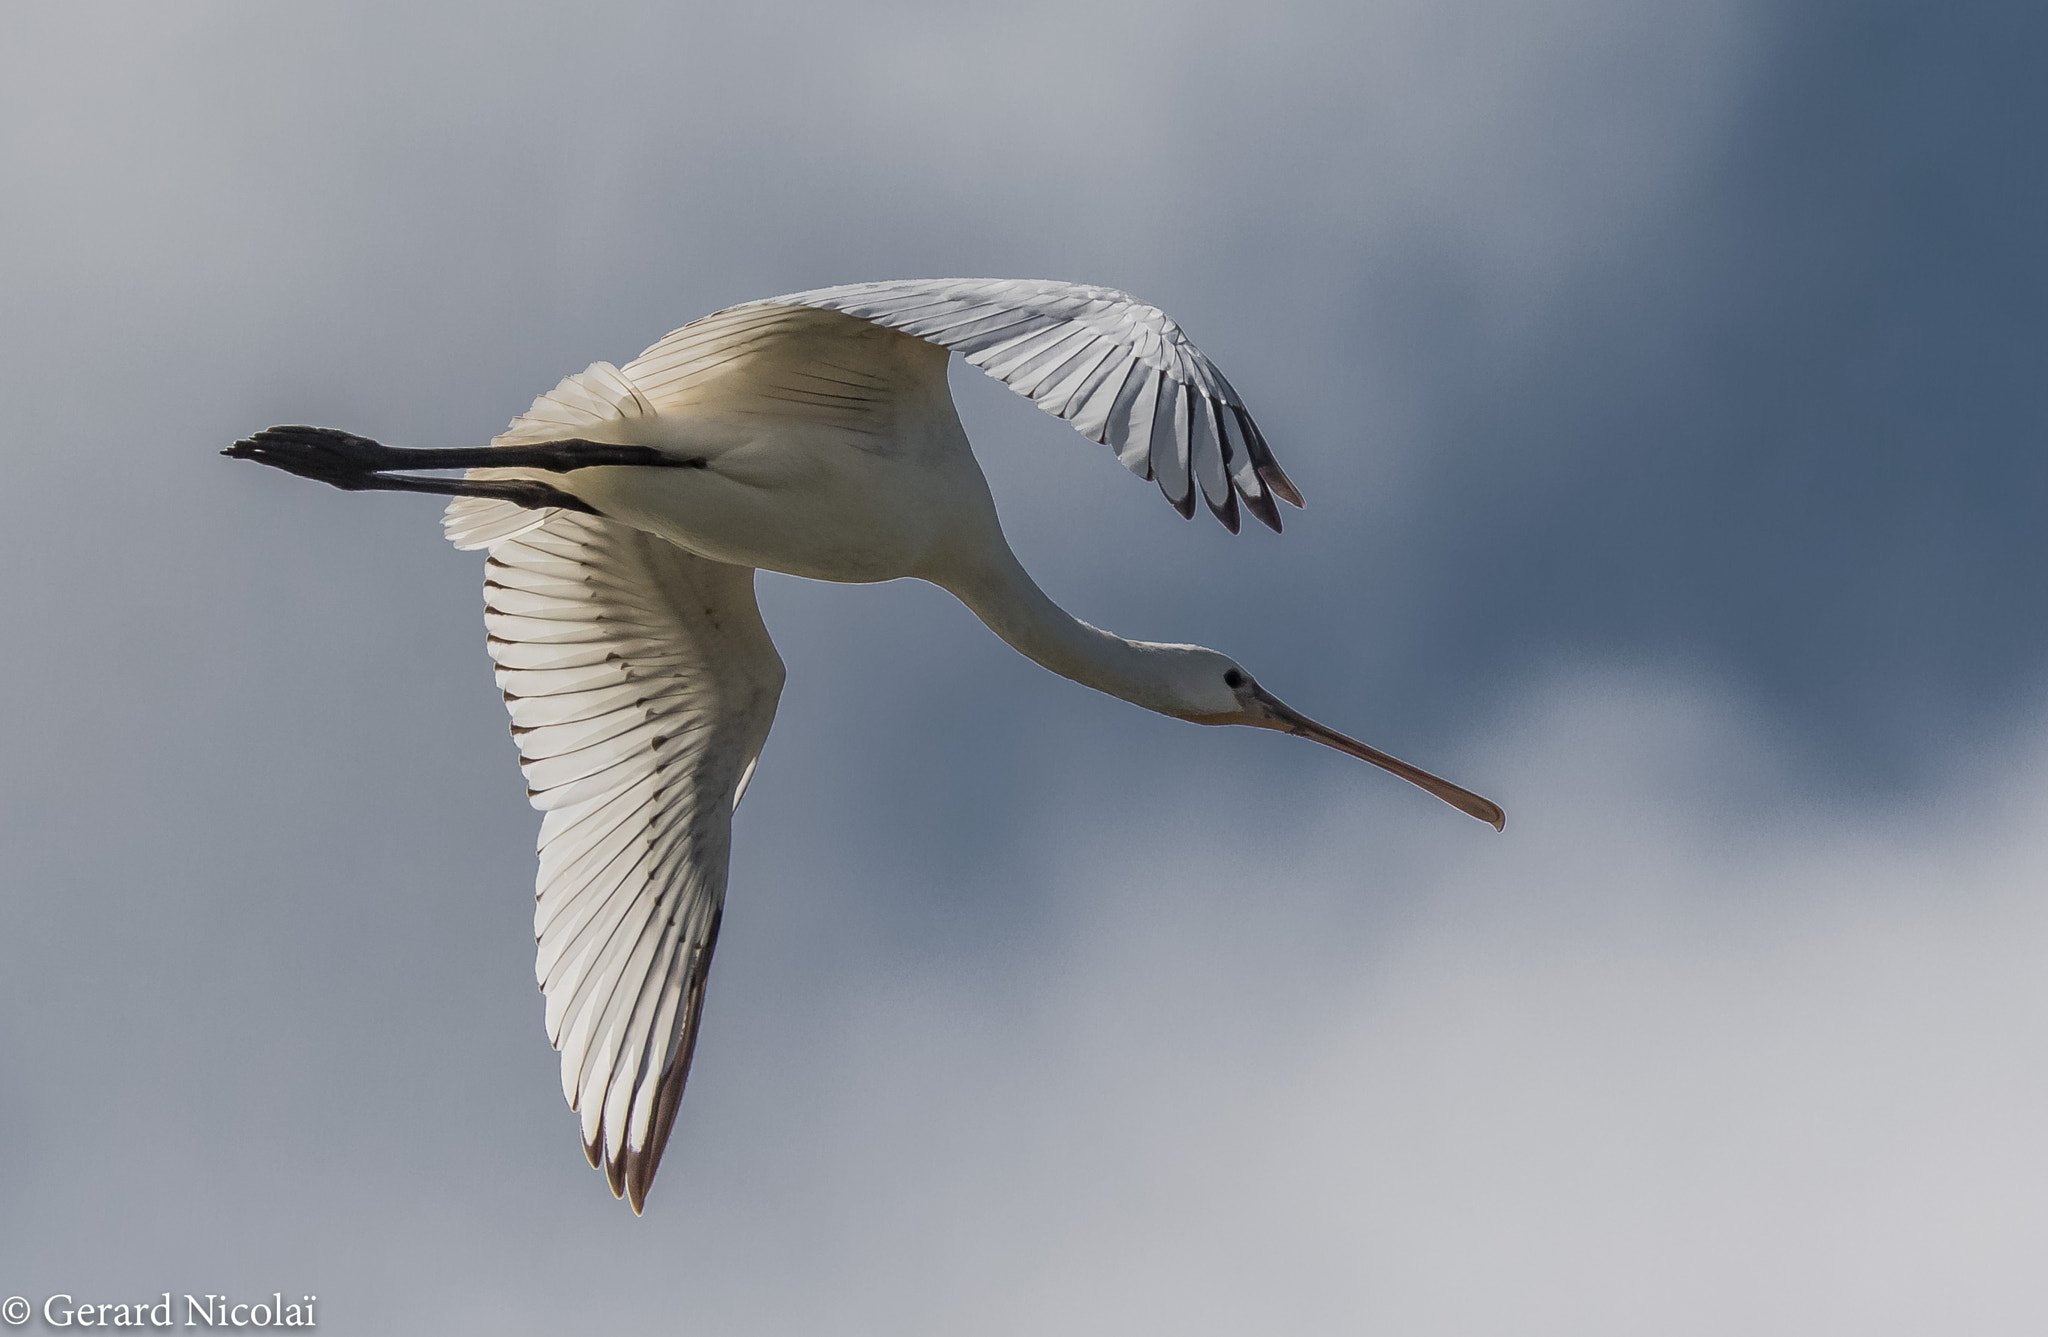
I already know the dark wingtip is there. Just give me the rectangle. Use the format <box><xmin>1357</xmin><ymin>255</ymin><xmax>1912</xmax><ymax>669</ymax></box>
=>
<box><xmin>1261</xmin><ymin>462</ymin><xmax>1305</xmax><ymax>510</ymax></box>
<box><xmin>1241</xmin><ymin>485</ymin><xmax>1284</xmax><ymax>534</ymax></box>
<box><xmin>624</xmin><ymin>1057</ymin><xmax>689</xmax><ymax>1215</ymax></box>
<box><xmin>622</xmin><ymin>1154</ymin><xmax>647</xmax><ymax>1220</ymax></box>
<box><xmin>1206</xmin><ymin>486</ymin><xmax>1241</xmax><ymax>534</ymax></box>
<box><xmin>1238</xmin><ymin>413</ymin><xmax>1304</xmax><ymax>510</ymax></box>
<box><xmin>604</xmin><ymin>1140</ymin><xmax>628</xmax><ymax>1198</ymax></box>
<box><xmin>611</xmin><ymin>930</ymin><xmax>717</xmax><ymax>1218</ymax></box>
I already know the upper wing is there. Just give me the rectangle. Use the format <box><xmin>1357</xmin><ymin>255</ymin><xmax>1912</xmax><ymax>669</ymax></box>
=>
<box><xmin>618</xmin><ymin>299</ymin><xmax>934</xmax><ymax>444</ymax></box>
<box><xmin>758</xmin><ymin>278</ymin><xmax>1303</xmax><ymax>533</ymax></box>
<box><xmin>469</xmin><ymin>508</ymin><xmax>784</xmax><ymax>1213</ymax></box>
<box><xmin>453</xmin><ymin>280</ymin><xmax>1295</xmax><ymax>535</ymax></box>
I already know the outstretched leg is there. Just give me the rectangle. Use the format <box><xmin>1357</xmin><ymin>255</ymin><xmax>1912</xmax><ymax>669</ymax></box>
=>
<box><xmin>222</xmin><ymin>425</ymin><xmax>704</xmax><ymax>513</ymax></box>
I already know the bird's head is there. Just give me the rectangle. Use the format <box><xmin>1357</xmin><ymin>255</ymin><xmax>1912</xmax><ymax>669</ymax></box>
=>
<box><xmin>1161</xmin><ymin>646</ymin><xmax>1505</xmax><ymax>831</ymax></box>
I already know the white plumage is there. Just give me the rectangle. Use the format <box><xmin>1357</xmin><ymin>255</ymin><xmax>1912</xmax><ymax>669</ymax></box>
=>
<box><xmin>231</xmin><ymin>278</ymin><xmax>1501</xmax><ymax>1214</ymax></box>
<box><xmin>479</xmin><ymin>512</ymin><xmax>780</xmax><ymax>1201</ymax></box>
<box><xmin>767</xmin><ymin>279</ymin><xmax>1300</xmax><ymax>529</ymax></box>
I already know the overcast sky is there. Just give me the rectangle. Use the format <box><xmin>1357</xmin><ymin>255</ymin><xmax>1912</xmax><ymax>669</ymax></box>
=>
<box><xmin>2</xmin><ymin>2</ymin><xmax>2044</xmax><ymax>1333</ymax></box>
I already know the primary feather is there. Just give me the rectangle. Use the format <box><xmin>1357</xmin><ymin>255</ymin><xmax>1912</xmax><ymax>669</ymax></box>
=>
<box><xmin>760</xmin><ymin>278</ymin><xmax>1302</xmax><ymax>531</ymax></box>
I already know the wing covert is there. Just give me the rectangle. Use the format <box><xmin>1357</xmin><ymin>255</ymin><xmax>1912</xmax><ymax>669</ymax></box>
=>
<box><xmin>474</xmin><ymin>509</ymin><xmax>784</xmax><ymax>1213</ymax></box>
<box><xmin>757</xmin><ymin>278</ymin><xmax>1303</xmax><ymax>532</ymax></box>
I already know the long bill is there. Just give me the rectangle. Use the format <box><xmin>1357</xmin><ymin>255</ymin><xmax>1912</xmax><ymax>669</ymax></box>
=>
<box><xmin>1250</xmin><ymin>687</ymin><xmax>1506</xmax><ymax>831</ymax></box>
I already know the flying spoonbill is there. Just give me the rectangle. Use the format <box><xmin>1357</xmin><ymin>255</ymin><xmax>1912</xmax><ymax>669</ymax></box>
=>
<box><xmin>225</xmin><ymin>278</ymin><xmax>1503</xmax><ymax>1213</ymax></box>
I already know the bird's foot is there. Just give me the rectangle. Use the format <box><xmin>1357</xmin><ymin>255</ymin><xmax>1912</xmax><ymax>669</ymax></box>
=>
<box><xmin>222</xmin><ymin>425</ymin><xmax>616</xmax><ymax>515</ymax></box>
<box><xmin>222</xmin><ymin>426</ymin><xmax>403</xmax><ymax>488</ymax></box>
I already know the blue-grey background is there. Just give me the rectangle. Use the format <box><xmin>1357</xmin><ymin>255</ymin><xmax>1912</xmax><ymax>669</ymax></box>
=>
<box><xmin>3</xmin><ymin>2</ymin><xmax>2044</xmax><ymax>1332</ymax></box>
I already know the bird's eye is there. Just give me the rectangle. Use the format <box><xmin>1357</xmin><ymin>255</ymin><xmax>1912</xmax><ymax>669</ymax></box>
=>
<box><xmin>1223</xmin><ymin>669</ymin><xmax>1246</xmax><ymax>689</ymax></box>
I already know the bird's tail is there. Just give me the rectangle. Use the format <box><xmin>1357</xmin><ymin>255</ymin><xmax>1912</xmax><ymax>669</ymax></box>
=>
<box><xmin>443</xmin><ymin>361</ymin><xmax>656</xmax><ymax>550</ymax></box>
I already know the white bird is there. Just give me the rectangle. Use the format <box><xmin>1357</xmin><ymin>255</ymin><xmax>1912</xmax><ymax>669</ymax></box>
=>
<box><xmin>227</xmin><ymin>278</ymin><xmax>1503</xmax><ymax>1213</ymax></box>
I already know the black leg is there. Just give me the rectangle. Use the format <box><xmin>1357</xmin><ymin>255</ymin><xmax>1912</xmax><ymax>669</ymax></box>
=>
<box><xmin>325</xmin><ymin>471</ymin><xmax>605</xmax><ymax>514</ymax></box>
<box><xmin>224</xmin><ymin>425</ymin><xmax>701</xmax><ymax>478</ymax></box>
<box><xmin>222</xmin><ymin>425</ymin><xmax>707</xmax><ymax>513</ymax></box>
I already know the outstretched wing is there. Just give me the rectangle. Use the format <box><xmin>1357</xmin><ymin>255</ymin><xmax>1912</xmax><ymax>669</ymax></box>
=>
<box><xmin>460</xmin><ymin>507</ymin><xmax>784</xmax><ymax>1213</ymax></box>
<box><xmin>756</xmin><ymin>278</ymin><xmax>1302</xmax><ymax>533</ymax></box>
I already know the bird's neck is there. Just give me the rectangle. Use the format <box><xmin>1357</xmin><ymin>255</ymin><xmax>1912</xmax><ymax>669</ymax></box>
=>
<box><xmin>934</xmin><ymin>543</ymin><xmax>1191</xmax><ymax>718</ymax></box>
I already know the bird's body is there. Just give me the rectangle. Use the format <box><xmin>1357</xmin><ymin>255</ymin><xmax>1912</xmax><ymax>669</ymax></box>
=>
<box><xmin>227</xmin><ymin>279</ymin><xmax>1502</xmax><ymax>1213</ymax></box>
<box><xmin>539</xmin><ymin>307</ymin><xmax>973</xmax><ymax>584</ymax></box>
